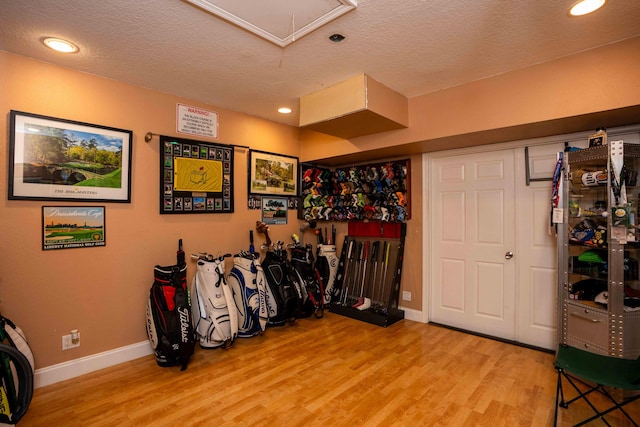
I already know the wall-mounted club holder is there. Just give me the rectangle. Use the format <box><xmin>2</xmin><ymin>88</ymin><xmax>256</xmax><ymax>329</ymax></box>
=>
<box><xmin>329</xmin><ymin>221</ymin><xmax>406</xmax><ymax>327</ymax></box>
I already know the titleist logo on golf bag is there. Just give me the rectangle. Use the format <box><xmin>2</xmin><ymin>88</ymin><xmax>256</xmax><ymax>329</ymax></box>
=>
<box><xmin>145</xmin><ymin>309</ymin><xmax>157</xmax><ymax>349</ymax></box>
<box><xmin>145</xmin><ymin>240</ymin><xmax>196</xmax><ymax>371</ymax></box>
<box><xmin>178</xmin><ymin>307</ymin><xmax>190</xmax><ymax>343</ymax></box>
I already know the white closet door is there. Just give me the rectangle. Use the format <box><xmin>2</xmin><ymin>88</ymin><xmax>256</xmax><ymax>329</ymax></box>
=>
<box><xmin>515</xmin><ymin>145</ymin><xmax>561</xmax><ymax>350</ymax></box>
<box><xmin>430</xmin><ymin>150</ymin><xmax>516</xmax><ymax>340</ymax></box>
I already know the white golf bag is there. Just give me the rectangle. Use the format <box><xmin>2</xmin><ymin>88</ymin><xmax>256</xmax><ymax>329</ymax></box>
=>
<box><xmin>317</xmin><ymin>244</ymin><xmax>339</xmax><ymax>304</ymax></box>
<box><xmin>191</xmin><ymin>254</ymin><xmax>238</xmax><ymax>348</ymax></box>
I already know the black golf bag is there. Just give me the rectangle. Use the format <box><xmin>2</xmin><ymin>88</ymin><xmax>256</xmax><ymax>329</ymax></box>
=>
<box><xmin>290</xmin><ymin>244</ymin><xmax>324</xmax><ymax>318</ymax></box>
<box><xmin>145</xmin><ymin>240</ymin><xmax>195</xmax><ymax>370</ymax></box>
<box><xmin>191</xmin><ymin>254</ymin><xmax>238</xmax><ymax>348</ymax></box>
<box><xmin>261</xmin><ymin>248</ymin><xmax>299</xmax><ymax>326</ymax></box>
<box><xmin>0</xmin><ymin>315</ymin><xmax>34</xmax><ymax>424</ymax></box>
<box><xmin>228</xmin><ymin>252</ymin><xmax>268</xmax><ymax>338</ymax></box>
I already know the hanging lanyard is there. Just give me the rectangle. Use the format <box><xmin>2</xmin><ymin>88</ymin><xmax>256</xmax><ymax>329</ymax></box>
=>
<box><xmin>551</xmin><ymin>152</ymin><xmax>563</xmax><ymax>208</ymax></box>
<box><xmin>610</xmin><ymin>159</ymin><xmax>627</xmax><ymax>207</ymax></box>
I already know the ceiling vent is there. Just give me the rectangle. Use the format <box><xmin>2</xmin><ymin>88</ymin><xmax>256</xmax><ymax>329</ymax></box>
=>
<box><xmin>186</xmin><ymin>0</ymin><xmax>357</xmax><ymax>47</ymax></box>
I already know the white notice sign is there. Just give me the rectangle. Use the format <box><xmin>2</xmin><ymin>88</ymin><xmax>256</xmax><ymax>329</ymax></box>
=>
<box><xmin>176</xmin><ymin>103</ymin><xmax>218</xmax><ymax>139</ymax></box>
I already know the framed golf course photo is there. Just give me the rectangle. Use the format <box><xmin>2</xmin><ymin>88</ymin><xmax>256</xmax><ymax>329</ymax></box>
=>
<box><xmin>8</xmin><ymin>110</ymin><xmax>132</xmax><ymax>202</ymax></box>
<box><xmin>248</xmin><ymin>149</ymin><xmax>298</xmax><ymax>196</ymax></box>
<box><xmin>42</xmin><ymin>206</ymin><xmax>106</xmax><ymax>250</ymax></box>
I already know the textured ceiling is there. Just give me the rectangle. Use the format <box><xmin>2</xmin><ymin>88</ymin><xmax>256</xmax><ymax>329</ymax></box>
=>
<box><xmin>1</xmin><ymin>0</ymin><xmax>639</xmax><ymax>127</ymax></box>
<box><xmin>186</xmin><ymin>0</ymin><xmax>357</xmax><ymax>46</ymax></box>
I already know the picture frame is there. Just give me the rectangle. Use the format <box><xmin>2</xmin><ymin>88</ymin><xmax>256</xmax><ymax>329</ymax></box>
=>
<box><xmin>588</xmin><ymin>129</ymin><xmax>607</xmax><ymax>148</ymax></box>
<box><xmin>249</xmin><ymin>150</ymin><xmax>299</xmax><ymax>196</ymax></box>
<box><xmin>9</xmin><ymin>111</ymin><xmax>132</xmax><ymax>202</ymax></box>
<box><xmin>159</xmin><ymin>135</ymin><xmax>234</xmax><ymax>214</ymax></box>
<box><xmin>42</xmin><ymin>206</ymin><xmax>106</xmax><ymax>250</ymax></box>
<box><xmin>261</xmin><ymin>196</ymin><xmax>288</xmax><ymax>225</ymax></box>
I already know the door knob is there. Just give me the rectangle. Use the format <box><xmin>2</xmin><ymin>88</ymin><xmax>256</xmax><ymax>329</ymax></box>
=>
<box><xmin>505</xmin><ymin>251</ymin><xmax>514</xmax><ymax>259</ymax></box>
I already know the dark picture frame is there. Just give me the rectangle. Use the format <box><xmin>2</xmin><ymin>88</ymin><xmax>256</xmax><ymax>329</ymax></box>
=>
<box><xmin>42</xmin><ymin>206</ymin><xmax>106</xmax><ymax>250</ymax></box>
<box><xmin>248</xmin><ymin>149</ymin><xmax>299</xmax><ymax>196</ymax></box>
<box><xmin>159</xmin><ymin>135</ymin><xmax>234</xmax><ymax>214</ymax></box>
<box><xmin>9</xmin><ymin>110</ymin><xmax>132</xmax><ymax>202</ymax></box>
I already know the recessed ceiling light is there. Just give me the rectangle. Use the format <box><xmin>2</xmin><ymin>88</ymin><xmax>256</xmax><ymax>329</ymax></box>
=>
<box><xmin>569</xmin><ymin>0</ymin><xmax>606</xmax><ymax>16</ymax></box>
<box><xmin>43</xmin><ymin>37</ymin><xmax>79</xmax><ymax>53</ymax></box>
<box><xmin>329</xmin><ymin>33</ymin><xmax>346</xmax><ymax>43</ymax></box>
<box><xmin>278</xmin><ymin>107</ymin><xmax>292</xmax><ymax>114</ymax></box>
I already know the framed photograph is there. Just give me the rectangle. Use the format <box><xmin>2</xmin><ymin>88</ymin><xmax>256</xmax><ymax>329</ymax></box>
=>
<box><xmin>261</xmin><ymin>196</ymin><xmax>288</xmax><ymax>225</ymax></box>
<box><xmin>159</xmin><ymin>135</ymin><xmax>234</xmax><ymax>214</ymax></box>
<box><xmin>42</xmin><ymin>206</ymin><xmax>106</xmax><ymax>250</ymax></box>
<box><xmin>249</xmin><ymin>150</ymin><xmax>299</xmax><ymax>196</ymax></box>
<box><xmin>588</xmin><ymin>129</ymin><xmax>607</xmax><ymax>148</ymax></box>
<box><xmin>9</xmin><ymin>111</ymin><xmax>132</xmax><ymax>202</ymax></box>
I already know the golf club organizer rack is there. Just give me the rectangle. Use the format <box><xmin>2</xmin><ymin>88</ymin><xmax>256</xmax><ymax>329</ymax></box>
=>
<box><xmin>330</xmin><ymin>221</ymin><xmax>406</xmax><ymax>327</ymax></box>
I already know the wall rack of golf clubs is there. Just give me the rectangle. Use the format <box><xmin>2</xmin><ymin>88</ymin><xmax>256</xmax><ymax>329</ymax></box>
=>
<box><xmin>330</xmin><ymin>221</ymin><xmax>406</xmax><ymax>327</ymax></box>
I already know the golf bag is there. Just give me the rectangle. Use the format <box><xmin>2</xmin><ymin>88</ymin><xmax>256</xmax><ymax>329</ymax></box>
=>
<box><xmin>290</xmin><ymin>244</ymin><xmax>324</xmax><ymax>318</ymax></box>
<box><xmin>316</xmin><ymin>244</ymin><xmax>339</xmax><ymax>304</ymax></box>
<box><xmin>191</xmin><ymin>254</ymin><xmax>238</xmax><ymax>349</ymax></box>
<box><xmin>228</xmin><ymin>252</ymin><xmax>268</xmax><ymax>338</ymax></box>
<box><xmin>0</xmin><ymin>315</ymin><xmax>34</xmax><ymax>424</ymax></box>
<box><xmin>261</xmin><ymin>249</ymin><xmax>299</xmax><ymax>326</ymax></box>
<box><xmin>145</xmin><ymin>240</ymin><xmax>195</xmax><ymax>370</ymax></box>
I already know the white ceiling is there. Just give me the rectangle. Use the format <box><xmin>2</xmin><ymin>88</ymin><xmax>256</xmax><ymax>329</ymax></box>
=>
<box><xmin>1</xmin><ymin>0</ymin><xmax>639</xmax><ymax>128</ymax></box>
<box><xmin>185</xmin><ymin>0</ymin><xmax>357</xmax><ymax>46</ymax></box>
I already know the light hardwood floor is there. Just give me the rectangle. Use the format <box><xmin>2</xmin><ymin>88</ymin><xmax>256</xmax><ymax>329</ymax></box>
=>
<box><xmin>21</xmin><ymin>313</ymin><xmax>639</xmax><ymax>426</ymax></box>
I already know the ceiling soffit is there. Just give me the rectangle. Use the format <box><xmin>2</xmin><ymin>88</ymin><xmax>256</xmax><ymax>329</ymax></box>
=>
<box><xmin>185</xmin><ymin>0</ymin><xmax>357</xmax><ymax>47</ymax></box>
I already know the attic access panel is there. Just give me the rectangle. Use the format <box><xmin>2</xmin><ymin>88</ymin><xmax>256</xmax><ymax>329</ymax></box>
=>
<box><xmin>186</xmin><ymin>0</ymin><xmax>357</xmax><ymax>47</ymax></box>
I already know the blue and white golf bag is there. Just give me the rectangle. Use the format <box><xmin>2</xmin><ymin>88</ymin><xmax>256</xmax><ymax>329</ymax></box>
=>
<box><xmin>228</xmin><ymin>252</ymin><xmax>268</xmax><ymax>337</ymax></box>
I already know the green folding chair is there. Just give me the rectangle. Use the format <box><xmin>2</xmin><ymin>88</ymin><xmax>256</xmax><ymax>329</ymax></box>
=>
<box><xmin>554</xmin><ymin>344</ymin><xmax>640</xmax><ymax>426</ymax></box>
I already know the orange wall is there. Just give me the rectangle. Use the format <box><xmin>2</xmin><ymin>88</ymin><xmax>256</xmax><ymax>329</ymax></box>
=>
<box><xmin>300</xmin><ymin>37</ymin><xmax>640</xmax><ymax>322</ymax></box>
<box><xmin>299</xmin><ymin>35</ymin><xmax>640</xmax><ymax>324</ymax></box>
<box><xmin>3</xmin><ymin>35</ymin><xmax>639</xmax><ymax>371</ymax></box>
<box><xmin>0</xmin><ymin>52</ymin><xmax>303</xmax><ymax>368</ymax></box>
<box><xmin>300</xmin><ymin>36</ymin><xmax>640</xmax><ymax>161</ymax></box>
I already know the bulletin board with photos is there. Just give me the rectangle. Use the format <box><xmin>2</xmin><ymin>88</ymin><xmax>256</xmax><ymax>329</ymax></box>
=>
<box><xmin>159</xmin><ymin>135</ymin><xmax>234</xmax><ymax>214</ymax></box>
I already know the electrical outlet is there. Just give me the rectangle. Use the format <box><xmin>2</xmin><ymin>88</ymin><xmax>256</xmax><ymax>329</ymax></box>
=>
<box><xmin>402</xmin><ymin>291</ymin><xmax>412</xmax><ymax>301</ymax></box>
<box><xmin>62</xmin><ymin>332</ymin><xmax>80</xmax><ymax>350</ymax></box>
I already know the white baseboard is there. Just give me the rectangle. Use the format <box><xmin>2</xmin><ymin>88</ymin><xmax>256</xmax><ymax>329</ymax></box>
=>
<box><xmin>34</xmin><ymin>341</ymin><xmax>153</xmax><ymax>388</ymax></box>
<box><xmin>398</xmin><ymin>306</ymin><xmax>426</xmax><ymax>323</ymax></box>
